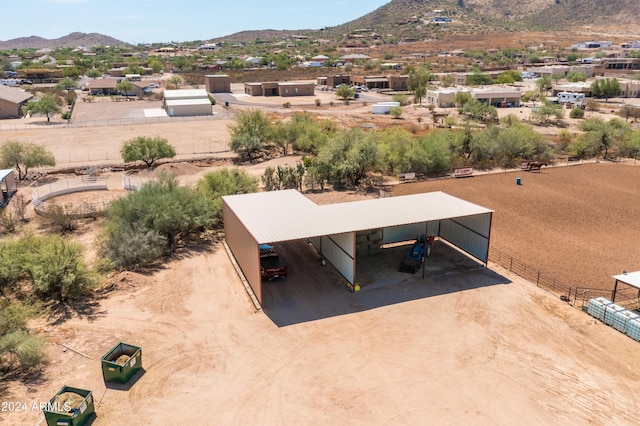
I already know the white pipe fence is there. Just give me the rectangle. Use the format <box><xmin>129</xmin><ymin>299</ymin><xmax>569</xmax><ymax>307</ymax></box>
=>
<box><xmin>32</xmin><ymin>176</ymin><xmax>111</xmax><ymax>217</ymax></box>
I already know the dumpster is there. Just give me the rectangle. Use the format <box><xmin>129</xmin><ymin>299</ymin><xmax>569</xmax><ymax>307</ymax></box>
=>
<box><xmin>101</xmin><ymin>342</ymin><xmax>142</xmax><ymax>384</ymax></box>
<box><xmin>43</xmin><ymin>385</ymin><xmax>94</xmax><ymax>426</ymax></box>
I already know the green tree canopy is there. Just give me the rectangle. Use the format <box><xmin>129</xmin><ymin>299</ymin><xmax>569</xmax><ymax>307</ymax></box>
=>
<box><xmin>55</xmin><ymin>77</ymin><xmax>77</xmax><ymax>93</ymax></box>
<box><xmin>0</xmin><ymin>141</ymin><xmax>56</xmax><ymax>180</ymax></box>
<box><xmin>115</xmin><ymin>79</ymin><xmax>135</xmax><ymax>97</ymax></box>
<box><xmin>21</xmin><ymin>93</ymin><xmax>61</xmax><ymax>122</ymax></box>
<box><xmin>228</xmin><ymin>109</ymin><xmax>271</xmax><ymax>160</ymax></box>
<box><xmin>86</xmin><ymin>68</ymin><xmax>101</xmax><ymax>79</ymax></box>
<box><xmin>570</xmin><ymin>117</ymin><xmax>631</xmax><ymax>159</ymax></box>
<box><xmin>120</xmin><ymin>136</ymin><xmax>176</xmax><ymax>169</ymax></box>
<box><xmin>466</xmin><ymin>70</ymin><xmax>493</xmax><ymax>86</ymax></box>
<box><xmin>335</xmin><ymin>84</ymin><xmax>355</xmax><ymax>101</ymax></box>
<box><xmin>168</xmin><ymin>75</ymin><xmax>182</xmax><ymax>89</ymax></box>
<box><xmin>196</xmin><ymin>168</ymin><xmax>258</xmax><ymax>224</ymax></box>
<box><xmin>407</xmin><ymin>67</ymin><xmax>432</xmax><ymax>105</ymax></box>
<box><xmin>566</xmin><ymin>71</ymin><xmax>588</xmax><ymax>82</ymax></box>
<box><xmin>590</xmin><ymin>78</ymin><xmax>621</xmax><ymax>101</ymax></box>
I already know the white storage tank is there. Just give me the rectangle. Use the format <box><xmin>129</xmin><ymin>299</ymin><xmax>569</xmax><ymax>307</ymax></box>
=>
<box><xmin>586</xmin><ymin>297</ymin><xmax>612</xmax><ymax>321</ymax></box>
<box><xmin>625</xmin><ymin>317</ymin><xmax>640</xmax><ymax>342</ymax></box>
<box><xmin>611</xmin><ymin>310</ymin><xmax>639</xmax><ymax>333</ymax></box>
<box><xmin>603</xmin><ymin>303</ymin><xmax>625</xmax><ymax>326</ymax></box>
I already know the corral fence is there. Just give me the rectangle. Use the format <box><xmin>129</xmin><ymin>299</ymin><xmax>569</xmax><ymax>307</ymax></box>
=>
<box><xmin>0</xmin><ymin>111</ymin><xmax>233</xmax><ymax>132</ymax></box>
<box><xmin>120</xmin><ymin>171</ymin><xmax>142</xmax><ymax>191</ymax></box>
<box><xmin>31</xmin><ymin>176</ymin><xmax>110</xmax><ymax>218</ymax></box>
<box><xmin>488</xmin><ymin>246</ymin><xmax>640</xmax><ymax>311</ymax></box>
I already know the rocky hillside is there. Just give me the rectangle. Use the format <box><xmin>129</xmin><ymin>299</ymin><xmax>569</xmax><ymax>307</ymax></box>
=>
<box><xmin>218</xmin><ymin>0</ymin><xmax>640</xmax><ymax>43</ymax></box>
<box><xmin>0</xmin><ymin>32</ymin><xmax>130</xmax><ymax>50</ymax></box>
<box><xmin>327</xmin><ymin>0</ymin><xmax>640</xmax><ymax>37</ymax></box>
<box><xmin>2</xmin><ymin>0</ymin><xmax>639</xmax><ymax>49</ymax></box>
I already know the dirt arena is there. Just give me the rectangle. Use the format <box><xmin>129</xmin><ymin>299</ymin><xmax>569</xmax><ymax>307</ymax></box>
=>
<box><xmin>2</xmin><ymin>85</ymin><xmax>640</xmax><ymax>425</ymax></box>
<box><xmin>391</xmin><ymin>161</ymin><xmax>640</xmax><ymax>291</ymax></box>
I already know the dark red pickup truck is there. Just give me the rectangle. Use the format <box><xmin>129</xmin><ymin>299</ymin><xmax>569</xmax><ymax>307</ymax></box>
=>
<box><xmin>259</xmin><ymin>244</ymin><xmax>288</xmax><ymax>280</ymax></box>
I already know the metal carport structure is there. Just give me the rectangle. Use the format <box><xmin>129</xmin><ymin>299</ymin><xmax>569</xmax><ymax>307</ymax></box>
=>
<box><xmin>611</xmin><ymin>271</ymin><xmax>640</xmax><ymax>304</ymax></box>
<box><xmin>222</xmin><ymin>190</ymin><xmax>493</xmax><ymax>305</ymax></box>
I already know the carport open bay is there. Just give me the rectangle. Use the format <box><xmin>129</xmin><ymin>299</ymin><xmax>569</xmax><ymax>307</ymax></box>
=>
<box><xmin>262</xmin><ymin>239</ymin><xmax>504</xmax><ymax>327</ymax></box>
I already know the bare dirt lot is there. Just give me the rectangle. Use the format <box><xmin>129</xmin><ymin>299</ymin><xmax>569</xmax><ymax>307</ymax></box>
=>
<box><xmin>3</xmin><ymin>79</ymin><xmax>640</xmax><ymax>425</ymax></box>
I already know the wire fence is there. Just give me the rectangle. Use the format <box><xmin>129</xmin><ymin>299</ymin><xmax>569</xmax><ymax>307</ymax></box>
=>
<box><xmin>0</xmin><ymin>110</ymin><xmax>234</xmax><ymax>132</ymax></box>
<box><xmin>488</xmin><ymin>246</ymin><xmax>640</xmax><ymax>311</ymax></box>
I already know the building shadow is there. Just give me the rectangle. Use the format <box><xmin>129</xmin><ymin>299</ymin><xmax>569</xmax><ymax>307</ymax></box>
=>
<box><xmin>104</xmin><ymin>368</ymin><xmax>146</xmax><ymax>391</ymax></box>
<box><xmin>262</xmin><ymin>240</ymin><xmax>511</xmax><ymax>327</ymax></box>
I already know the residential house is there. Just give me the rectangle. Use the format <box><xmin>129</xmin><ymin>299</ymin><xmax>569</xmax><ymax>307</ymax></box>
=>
<box><xmin>0</xmin><ymin>85</ymin><xmax>33</xmax><ymax>119</ymax></box>
<box><xmin>85</xmin><ymin>78</ymin><xmax>145</xmax><ymax>96</ymax></box>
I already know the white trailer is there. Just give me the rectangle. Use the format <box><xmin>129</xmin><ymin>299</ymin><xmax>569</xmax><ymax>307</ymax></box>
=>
<box><xmin>0</xmin><ymin>79</ymin><xmax>19</xmax><ymax>87</ymax></box>
<box><xmin>557</xmin><ymin>91</ymin><xmax>585</xmax><ymax>105</ymax></box>
<box><xmin>372</xmin><ymin>102</ymin><xmax>401</xmax><ymax>114</ymax></box>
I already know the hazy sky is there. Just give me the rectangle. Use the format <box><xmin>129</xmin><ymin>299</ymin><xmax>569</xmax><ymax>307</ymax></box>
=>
<box><xmin>1</xmin><ymin>0</ymin><xmax>391</xmax><ymax>44</ymax></box>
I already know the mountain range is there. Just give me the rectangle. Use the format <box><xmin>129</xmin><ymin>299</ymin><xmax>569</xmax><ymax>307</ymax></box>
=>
<box><xmin>1</xmin><ymin>0</ymin><xmax>639</xmax><ymax>49</ymax></box>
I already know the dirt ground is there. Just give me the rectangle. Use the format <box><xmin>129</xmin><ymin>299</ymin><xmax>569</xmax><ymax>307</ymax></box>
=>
<box><xmin>3</xmin><ymin>78</ymin><xmax>640</xmax><ymax>425</ymax></box>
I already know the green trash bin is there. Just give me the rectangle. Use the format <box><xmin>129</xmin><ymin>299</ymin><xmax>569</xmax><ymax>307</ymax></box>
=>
<box><xmin>101</xmin><ymin>342</ymin><xmax>142</xmax><ymax>384</ymax></box>
<box><xmin>43</xmin><ymin>385</ymin><xmax>95</xmax><ymax>426</ymax></box>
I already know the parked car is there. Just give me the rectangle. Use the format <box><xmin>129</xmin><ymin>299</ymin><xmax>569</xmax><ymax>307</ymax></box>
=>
<box><xmin>21</xmin><ymin>80</ymin><xmax>33</xmax><ymax>85</ymax></box>
<box><xmin>147</xmin><ymin>83</ymin><xmax>159</xmax><ymax>88</ymax></box>
<box><xmin>259</xmin><ymin>244</ymin><xmax>288</xmax><ymax>280</ymax></box>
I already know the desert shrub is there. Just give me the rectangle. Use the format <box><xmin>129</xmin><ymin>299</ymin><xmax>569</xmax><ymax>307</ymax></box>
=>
<box><xmin>392</xmin><ymin>93</ymin><xmax>410</xmax><ymax>106</ymax></box>
<box><xmin>390</xmin><ymin>106</ymin><xmax>403</xmax><ymax>119</ymax></box>
<box><xmin>585</xmin><ymin>98</ymin><xmax>600</xmax><ymax>111</ymax></box>
<box><xmin>315</xmin><ymin>98</ymin><xmax>321</xmax><ymax>107</ymax></box>
<box><xmin>261</xmin><ymin>164</ymin><xmax>305</xmax><ymax>191</ymax></box>
<box><xmin>41</xmin><ymin>204</ymin><xmax>78</xmax><ymax>233</ymax></box>
<box><xmin>100</xmin><ymin>225</ymin><xmax>166</xmax><ymax>271</ymax></box>
<box><xmin>329</xmin><ymin>101</ymin><xmax>334</xmax><ymax>107</ymax></box>
<box><xmin>0</xmin><ymin>330</ymin><xmax>46</xmax><ymax>376</ymax></box>
<box><xmin>0</xmin><ymin>209</ymin><xmax>17</xmax><ymax>234</ymax></box>
<box><xmin>26</xmin><ymin>235</ymin><xmax>96</xmax><ymax>302</ymax></box>
<box><xmin>570</xmin><ymin>107</ymin><xmax>585</xmax><ymax>119</ymax></box>
<box><xmin>102</xmin><ymin>173</ymin><xmax>217</xmax><ymax>269</ymax></box>
<box><xmin>283</xmin><ymin>101</ymin><xmax>291</xmax><ymax>108</ymax></box>
<box><xmin>0</xmin><ymin>300</ymin><xmax>30</xmax><ymax>334</ymax></box>
<box><xmin>61</xmin><ymin>111</ymin><xmax>71</xmax><ymax>120</ymax></box>
<box><xmin>12</xmin><ymin>194</ymin><xmax>29</xmax><ymax>222</ymax></box>
<box><xmin>208</xmin><ymin>94</ymin><xmax>216</xmax><ymax>105</ymax></box>
<box><xmin>196</xmin><ymin>168</ymin><xmax>258</xmax><ymax>224</ymax></box>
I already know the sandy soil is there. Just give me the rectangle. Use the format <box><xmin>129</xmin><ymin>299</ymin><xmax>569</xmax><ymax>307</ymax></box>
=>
<box><xmin>3</xmin><ymin>236</ymin><xmax>640</xmax><ymax>425</ymax></box>
<box><xmin>2</xmin><ymin>80</ymin><xmax>640</xmax><ymax>425</ymax></box>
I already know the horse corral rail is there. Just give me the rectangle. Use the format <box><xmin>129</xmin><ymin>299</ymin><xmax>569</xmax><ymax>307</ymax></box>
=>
<box><xmin>488</xmin><ymin>246</ymin><xmax>639</xmax><ymax>311</ymax></box>
<box><xmin>31</xmin><ymin>176</ymin><xmax>110</xmax><ymax>217</ymax></box>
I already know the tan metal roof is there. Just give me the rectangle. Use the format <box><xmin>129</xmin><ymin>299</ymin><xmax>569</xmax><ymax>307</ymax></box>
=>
<box><xmin>0</xmin><ymin>85</ymin><xmax>33</xmax><ymax>104</ymax></box>
<box><xmin>223</xmin><ymin>190</ymin><xmax>493</xmax><ymax>244</ymax></box>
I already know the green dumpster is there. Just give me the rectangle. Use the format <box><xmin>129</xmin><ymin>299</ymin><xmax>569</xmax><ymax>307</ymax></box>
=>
<box><xmin>101</xmin><ymin>342</ymin><xmax>142</xmax><ymax>384</ymax></box>
<box><xmin>43</xmin><ymin>385</ymin><xmax>95</xmax><ymax>426</ymax></box>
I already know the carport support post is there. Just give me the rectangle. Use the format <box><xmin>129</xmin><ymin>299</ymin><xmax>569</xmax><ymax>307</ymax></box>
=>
<box><xmin>612</xmin><ymin>279</ymin><xmax>619</xmax><ymax>303</ymax></box>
